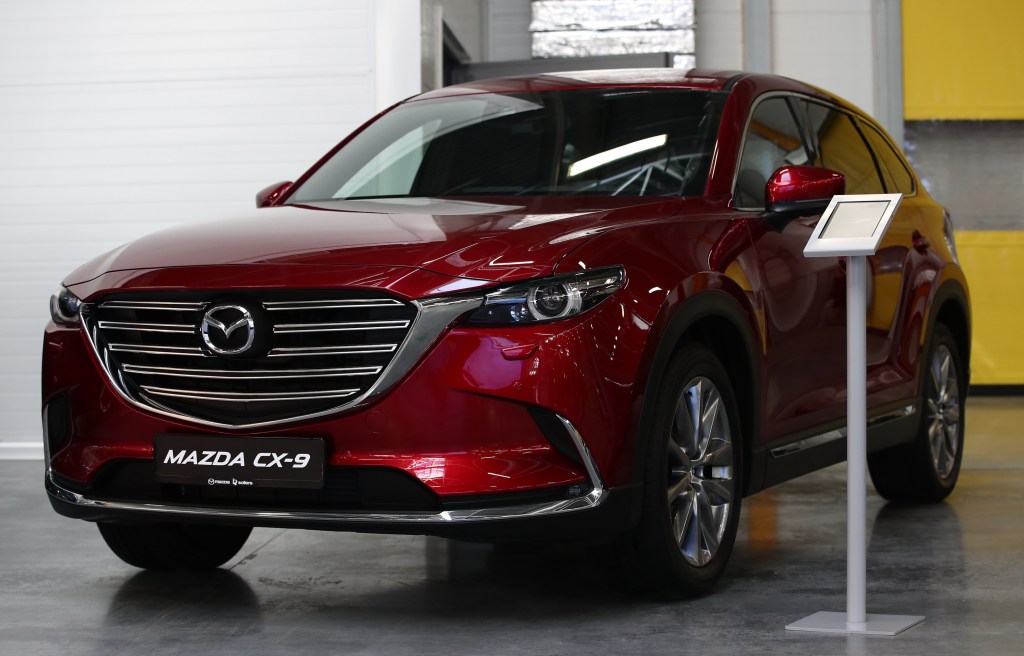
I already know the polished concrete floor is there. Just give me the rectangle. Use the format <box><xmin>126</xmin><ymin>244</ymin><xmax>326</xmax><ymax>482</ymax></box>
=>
<box><xmin>1</xmin><ymin>396</ymin><xmax>1022</xmax><ymax>656</ymax></box>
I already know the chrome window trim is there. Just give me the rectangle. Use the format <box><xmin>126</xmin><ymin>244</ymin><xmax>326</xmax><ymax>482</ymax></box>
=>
<box><xmin>793</xmin><ymin>96</ymin><xmax>919</xmax><ymax>199</ymax></box>
<box><xmin>730</xmin><ymin>90</ymin><xmax>805</xmax><ymax>212</ymax></box>
<box><xmin>45</xmin><ymin>414</ymin><xmax>606</xmax><ymax>524</ymax></box>
<box><xmin>854</xmin><ymin>118</ymin><xmax>919</xmax><ymax>197</ymax></box>
<box><xmin>729</xmin><ymin>90</ymin><xmax>918</xmax><ymax>212</ymax></box>
<box><xmin>81</xmin><ymin>295</ymin><xmax>484</xmax><ymax>430</ymax></box>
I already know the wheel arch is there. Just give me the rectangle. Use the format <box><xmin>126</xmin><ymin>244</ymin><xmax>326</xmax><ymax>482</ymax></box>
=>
<box><xmin>631</xmin><ymin>288</ymin><xmax>763</xmax><ymax>497</ymax></box>
<box><xmin>924</xmin><ymin>277</ymin><xmax>971</xmax><ymax>390</ymax></box>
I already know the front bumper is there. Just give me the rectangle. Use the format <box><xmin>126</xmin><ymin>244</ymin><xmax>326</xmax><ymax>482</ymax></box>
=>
<box><xmin>42</xmin><ymin>268</ymin><xmax>652</xmax><ymax>534</ymax></box>
<box><xmin>43</xmin><ymin>404</ymin><xmax>633</xmax><ymax>538</ymax></box>
<box><xmin>46</xmin><ymin>411</ymin><xmax>605</xmax><ymax>522</ymax></box>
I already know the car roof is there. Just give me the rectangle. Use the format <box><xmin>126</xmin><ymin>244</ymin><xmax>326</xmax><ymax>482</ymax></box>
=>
<box><xmin>412</xmin><ymin>69</ymin><xmax>840</xmax><ymax>106</ymax></box>
<box><xmin>415</xmin><ymin>68</ymin><xmax>746</xmax><ymax>100</ymax></box>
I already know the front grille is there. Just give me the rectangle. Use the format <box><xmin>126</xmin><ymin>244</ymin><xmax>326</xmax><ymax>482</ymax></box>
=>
<box><xmin>83</xmin><ymin>290</ymin><xmax>418</xmax><ymax>427</ymax></box>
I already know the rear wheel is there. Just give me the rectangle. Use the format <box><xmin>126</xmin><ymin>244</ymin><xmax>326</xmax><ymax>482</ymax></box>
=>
<box><xmin>98</xmin><ymin>522</ymin><xmax>252</xmax><ymax>570</ymax></box>
<box><xmin>868</xmin><ymin>323</ymin><xmax>965</xmax><ymax>502</ymax></box>
<box><xmin>629</xmin><ymin>343</ymin><xmax>742</xmax><ymax>597</ymax></box>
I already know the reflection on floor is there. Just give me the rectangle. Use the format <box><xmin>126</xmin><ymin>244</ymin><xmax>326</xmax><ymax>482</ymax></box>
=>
<box><xmin>1</xmin><ymin>396</ymin><xmax>1022</xmax><ymax>655</ymax></box>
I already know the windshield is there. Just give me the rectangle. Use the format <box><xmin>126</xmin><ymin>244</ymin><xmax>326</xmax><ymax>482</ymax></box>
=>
<box><xmin>288</xmin><ymin>88</ymin><xmax>724</xmax><ymax>202</ymax></box>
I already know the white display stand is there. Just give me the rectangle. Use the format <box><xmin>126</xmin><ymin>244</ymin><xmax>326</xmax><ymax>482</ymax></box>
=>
<box><xmin>786</xmin><ymin>193</ymin><xmax>925</xmax><ymax>636</ymax></box>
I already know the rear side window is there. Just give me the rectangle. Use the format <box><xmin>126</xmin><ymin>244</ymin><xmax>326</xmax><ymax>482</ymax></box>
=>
<box><xmin>859</xmin><ymin>121</ymin><xmax>915</xmax><ymax>195</ymax></box>
<box><xmin>734</xmin><ymin>96</ymin><xmax>811</xmax><ymax>208</ymax></box>
<box><xmin>798</xmin><ymin>100</ymin><xmax>884</xmax><ymax>195</ymax></box>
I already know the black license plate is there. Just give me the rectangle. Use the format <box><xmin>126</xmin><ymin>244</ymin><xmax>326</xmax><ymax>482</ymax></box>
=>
<box><xmin>154</xmin><ymin>434</ymin><xmax>325</xmax><ymax>490</ymax></box>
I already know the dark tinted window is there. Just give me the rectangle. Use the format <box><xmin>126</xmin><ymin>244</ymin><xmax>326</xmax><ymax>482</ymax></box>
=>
<box><xmin>734</xmin><ymin>96</ymin><xmax>811</xmax><ymax>208</ymax></box>
<box><xmin>859</xmin><ymin>121</ymin><xmax>915</xmax><ymax>194</ymax></box>
<box><xmin>289</xmin><ymin>88</ymin><xmax>723</xmax><ymax>201</ymax></box>
<box><xmin>798</xmin><ymin>100</ymin><xmax>884</xmax><ymax>195</ymax></box>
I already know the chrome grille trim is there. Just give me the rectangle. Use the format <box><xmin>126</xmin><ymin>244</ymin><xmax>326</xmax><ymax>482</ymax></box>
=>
<box><xmin>110</xmin><ymin>343</ymin><xmax>205</xmax><ymax>356</ymax></box>
<box><xmin>273</xmin><ymin>320</ymin><xmax>411</xmax><ymax>333</ymax></box>
<box><xmin>264</xmin><ymin>299</ymin><xmax>405</xmax><ymax>311</ymax></box>
<box><xmin>98</xmin><ymin>301</ymin><xmax>206</xmax><ymax>311</ymax></box>
<box><xmin>267</xmin><ymin>344</ymin><xmax>398</xmax><ymax>357</ymax></box>
<box><xmin>122</xmin><ymin>364</ymin><xmax>382</xmax><ymax>379</ymax></box>
<box><xmin>97</xmin><ymin>321</ymin><xmax>195</xmax><ymax>333</ymax></box>
<box><xmin>141</xmin><ymin>386</ymin><xmax>360</xmax><ymax>402</ymax></box>
<box><xmin>81</xmin><ymin>293</ymin><xmax>484</xmax><ymax>429</ymax></box>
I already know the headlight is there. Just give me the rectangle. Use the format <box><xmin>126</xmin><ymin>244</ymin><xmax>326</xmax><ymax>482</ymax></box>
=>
<box><xmin>50</xmin><ymin>287</ymin><xmax>82</xmax><ymax>326</ymax></box>
<box><xmin>466</xmin><ymin>266</ymin><xmax>624</xmax><ymax>325</ymax></box>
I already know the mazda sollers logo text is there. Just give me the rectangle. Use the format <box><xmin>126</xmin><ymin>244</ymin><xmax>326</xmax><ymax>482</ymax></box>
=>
<box><xmin>201</xmin><ymin>304</ymin><xmax>255</xmax><ymax>355</ymax></box>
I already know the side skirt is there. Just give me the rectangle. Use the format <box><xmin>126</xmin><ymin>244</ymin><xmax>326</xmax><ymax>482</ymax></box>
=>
<box><xmin>748</xmin><ymin>401</ymin><xmax>918</xmax><ymax>493</ymax></box>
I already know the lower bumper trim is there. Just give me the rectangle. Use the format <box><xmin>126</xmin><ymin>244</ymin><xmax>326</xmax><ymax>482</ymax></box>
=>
<box><xmin>46</xmin><ymin>470</ymin><xmax>603</xmax><ymax>525</ymax></box>
<box><xmin>46</xmin><ymin>414</ymin><xmax>607</xmax><ymax>527</ymax></box>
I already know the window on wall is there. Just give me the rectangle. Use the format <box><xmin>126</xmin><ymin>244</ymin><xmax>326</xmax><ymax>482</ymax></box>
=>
<box><xmin>530</xmin><ymin>0</ymin><xmax>696</xmax><ymax>69</ymax></box>
<box><xmin>734</xmin><ymin>97</ymin><xmax>811</xmax><ymax>209</ymax></box>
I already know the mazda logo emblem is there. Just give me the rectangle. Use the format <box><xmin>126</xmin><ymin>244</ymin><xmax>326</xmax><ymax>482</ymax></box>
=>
<box><xmin>201</xmin><ymin>304</ymin><xmax>255</xmax><ymax>355</ymax></box>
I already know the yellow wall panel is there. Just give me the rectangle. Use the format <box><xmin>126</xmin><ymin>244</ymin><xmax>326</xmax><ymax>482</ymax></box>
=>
<box><xmin>954</xmin><ymin>231</ymin><xmax>1024</xmax><ymax>385</ymax></box>
<box><xmin>904</xmin><ymin>0</ymin><xmax>1024</xmax><ymax>119</ymax></box>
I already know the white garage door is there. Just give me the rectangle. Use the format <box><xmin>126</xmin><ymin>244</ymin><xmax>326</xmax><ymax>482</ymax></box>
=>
<box><xmin>0</xmin><ymin>0</ymin><xmax>418</xmax><ymax>456</ymax></box>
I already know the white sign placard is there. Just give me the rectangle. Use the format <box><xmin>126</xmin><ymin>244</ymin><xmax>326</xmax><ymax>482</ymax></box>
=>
<box><xmin>803</xmin><ymin>193</ymin><xmax>903</xmax><ymax>257</ymax></box>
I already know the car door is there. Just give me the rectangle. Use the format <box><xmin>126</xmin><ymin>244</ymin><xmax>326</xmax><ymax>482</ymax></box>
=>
<box><xmin>733</xmin><ymin>95</ymin><xmax>851</xmax><ymax>444</ymax></box>
<box><xmin>798</xmin><ymin>99</ymin><xmax>925</xmax><ymax>407</ymax></box>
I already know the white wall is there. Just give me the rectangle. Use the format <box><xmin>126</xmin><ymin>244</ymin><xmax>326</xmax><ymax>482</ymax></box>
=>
<box><xmin>695</xmin><ymin>0</ymin><xmax>901</xmax><ymax>139</ymax></box>
<box><xmin>377</xmin><ymin>0</ymin><xmax>427</xmax><ymax>105</ymax></box>
<box><xmin>773</xmin><ymin>0</ymin><xmax>875</xmax><ymax>113</ymax></box>
<box><xmin>440</xmin><ymin>0</ymin><xmax>531</xmax><ymax>64</ymax></box>
<box><xmin>695</xmin><ymin>0</ymin><xmax>743</xmax><ymax>69</ymax></box>
<box><xmin>0</xmin><ymin>0</ymin><xmax>420</xmax><ymax>456</ymax></box>
<box><xmin>484</xmin><ymin>0</ymin><xmax>532</xmax><ymax>61</ymax></box>
<box><xmin>442</xmin><ymin>0</ymin><xmax>485</xmax><ymax>62</ymax></box>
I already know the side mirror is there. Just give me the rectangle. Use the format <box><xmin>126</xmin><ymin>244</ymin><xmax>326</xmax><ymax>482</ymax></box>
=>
<box><xmin>256</xmin><ymin>181</ymin><xmax>293</xmax><ymax>208</ymax></box>
<box><xmin>765</xmin><ymin>166</ymin><xmax>845</xmax><ymax>216</ymax></box>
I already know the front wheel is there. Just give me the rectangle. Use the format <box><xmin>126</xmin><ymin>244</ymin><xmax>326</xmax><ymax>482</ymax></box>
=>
<box><xmin>98</xmin><ymin>522</ymin><xmax>252</xmax><ymax>570</ymax></box>
<box><xmin>868</xmin><ymin>323</ymin><xmax>966</xmax><ymax>502</ymax></box>
<box><xmin>629</xmin><ymin>343</ymin><xmax>743</xmax><ymax>597</ymax></box>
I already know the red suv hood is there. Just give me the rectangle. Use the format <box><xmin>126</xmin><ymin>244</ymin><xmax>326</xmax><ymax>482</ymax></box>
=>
<box><xmin>65</xmin><ymin>196</ymin><xmax>680</xmax><ymax>285</ymax></box>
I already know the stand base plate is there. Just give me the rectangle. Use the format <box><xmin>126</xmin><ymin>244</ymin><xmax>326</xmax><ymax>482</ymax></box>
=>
<box><xmin>786</xmin><ymin>611</ymin><xmax>925</xmax><ymax>636</ymax></box>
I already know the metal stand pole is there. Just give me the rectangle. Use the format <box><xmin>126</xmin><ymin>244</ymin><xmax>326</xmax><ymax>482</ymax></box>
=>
<box><xmin>846</xmin><ymin>255</ymin><xmax>868</xmax><ymax>631</ymax></box>
<box><xmin>786</xmin><ymin>255</ymin><xmax>925</xmax><ymax>636</ymax></box>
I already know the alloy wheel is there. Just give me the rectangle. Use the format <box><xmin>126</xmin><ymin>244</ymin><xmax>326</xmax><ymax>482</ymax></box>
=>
<box><xmin>926</xmin><ymin>344</ymin><xmax>961</xmax><ymax>480</ymax></box>
<box><xmin>667</xmin><ymin>376</ymin><xmax>736</xmax><ymax>567</ymax></box>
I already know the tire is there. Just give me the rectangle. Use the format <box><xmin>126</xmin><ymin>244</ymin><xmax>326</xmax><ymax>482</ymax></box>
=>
<box><xmin>98</xmin><ymin>522</ymin><xmax>252</xmax><ymax>570</ymax></box>
<box><xmin>868</xmin><ymin>323</ymin><xmax>965</xmax><ymax>503</ymax></box>
<box><xmin>628</xmin><ymin>343</ymin><xmax>743</xmax><ymax>597</ymax></box>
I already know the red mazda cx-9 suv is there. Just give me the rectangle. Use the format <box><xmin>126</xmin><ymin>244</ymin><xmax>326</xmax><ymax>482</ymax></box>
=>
<box><xmin>43</xmin><ymin>69</ymin><xmax>969</xmax><ymax>596</ymax></box>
